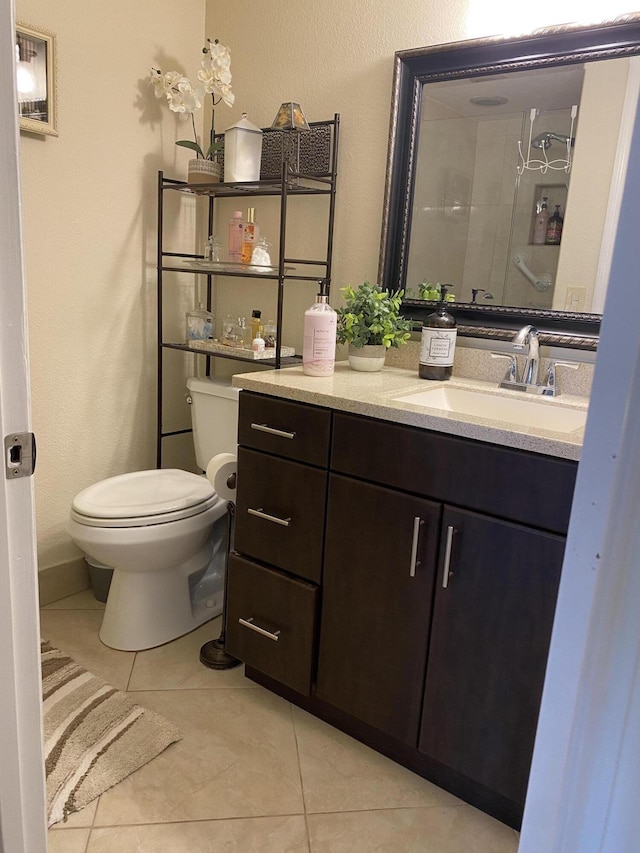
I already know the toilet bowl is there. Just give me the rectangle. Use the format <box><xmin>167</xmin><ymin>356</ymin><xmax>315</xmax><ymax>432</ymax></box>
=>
<box><xmin>68</xmin><ymin>469</ymin><xmax>228</xmax><ymax>650</ymax></box>
<box><xmin>68</xmin><ymin>377</ymin><xmax>240</xmax><ymax>651</ymax></box>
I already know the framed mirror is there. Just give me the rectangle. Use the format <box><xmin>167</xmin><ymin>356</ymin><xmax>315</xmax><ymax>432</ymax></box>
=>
<box><xmin>379</xmin><ymin>16</ymin><xmax>640</xmax><ymax>349</ymax></box>
<box><xmin>16</xmin><ymin>22</ymin><xmax>58</xmax><ymax>137</ymax></box>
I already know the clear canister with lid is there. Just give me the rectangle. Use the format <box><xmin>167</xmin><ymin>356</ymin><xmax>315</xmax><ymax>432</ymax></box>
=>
<box><xmin>186</xmin><ymin>303</ymin><xmax>214</xmax><ymax>341</ymax></box>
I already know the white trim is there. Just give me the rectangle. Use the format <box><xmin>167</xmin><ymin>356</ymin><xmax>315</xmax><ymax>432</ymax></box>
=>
<box><xmin>0</xmin><ymin>1</ymin><xmax>47</xmax><ymax>850</ymax></box>
<box><xmin>591</xmin><ymin>56</ymin><xmax>640</xmax><ymax>313</ymax></box>
<box><xmin>520</xmin><ymin>77</ymin><xmax>640</xmax><ymax>852</ymax></box>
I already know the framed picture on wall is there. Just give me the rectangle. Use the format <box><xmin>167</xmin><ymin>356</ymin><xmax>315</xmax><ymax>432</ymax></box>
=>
<box><xmin>16</xmin><ymin>22</ymin><xmax>57</xmax><ymax>137</ymax></box>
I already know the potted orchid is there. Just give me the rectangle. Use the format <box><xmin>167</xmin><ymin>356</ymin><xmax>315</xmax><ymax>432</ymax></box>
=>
<box><xmin>150</xmin><ymin>39</ymin><xmax>234</xmax><ymax>184</ymax></box>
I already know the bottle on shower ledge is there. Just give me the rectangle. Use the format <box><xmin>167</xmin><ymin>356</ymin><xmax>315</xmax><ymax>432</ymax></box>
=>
<box><xmin>545</xmin><ymin>204</ymin><xmax>563</xmax><ymax>245</ymax></box>
<box><xmin>532</xmin><ymin>197</ymin><xmax>549</xmax><ymax>245</ymax></box>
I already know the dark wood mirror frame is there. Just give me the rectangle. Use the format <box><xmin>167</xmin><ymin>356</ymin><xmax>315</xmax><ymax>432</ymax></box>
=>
<box><xmin>379</xmin><ymin>16</ymin><xmax>640</xmax><ymax>350</ymax></box>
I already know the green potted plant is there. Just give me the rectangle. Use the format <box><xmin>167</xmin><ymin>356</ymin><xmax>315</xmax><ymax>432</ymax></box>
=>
<box><xmin>336</xmin><ymin>282</ymin><xmax>411</xmax><ymax>372</ymax></box>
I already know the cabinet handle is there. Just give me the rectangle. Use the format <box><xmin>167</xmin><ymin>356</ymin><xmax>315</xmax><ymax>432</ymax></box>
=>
<box><xmin>442</xmin><ymin>525</ymin><xmax>455</xmax><ymax>588</ymax></box>
<box><xmin>409</xmin><ymin>517</ymin><xmax>424</xmax><ymax>578</ymax></box>
<box><xmin>247</xmin><ymin>507</ymin><xmax>291</xmax><ymax>527</ymax></box>
<box><xmin>238</xmin><ymin>616</ymin><xmax>281</xmax><ymax>642</ymax></box>
<box><xmin>250</xmin><ymin>422</ymin><xmax>296</xmax><ymax>440</ymax></box>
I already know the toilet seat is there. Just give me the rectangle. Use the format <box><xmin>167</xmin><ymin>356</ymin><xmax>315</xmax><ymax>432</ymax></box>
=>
<box><xmin>70</xmin><ymin>469</ymin><xmax>220</xmax><ymax>528</ymax></box>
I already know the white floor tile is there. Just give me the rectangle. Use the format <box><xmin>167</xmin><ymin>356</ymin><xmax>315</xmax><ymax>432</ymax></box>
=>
<box><xmin>94</xmin><ymin>687</ymin><xmax>304</xmax><ymax>825</ymax></box>
<box><xmin>86</xmin><ymin>815</ymin><xmax>309</xmax><ymax>852</ymax></box>
<box><xmin>128</xmin><ymin>617</ymin><xmax>254</xmax><ymax>691</ymax></box>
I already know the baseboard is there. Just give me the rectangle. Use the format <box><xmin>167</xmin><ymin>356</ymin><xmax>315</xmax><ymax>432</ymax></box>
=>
<box><xmin>38</xmin><ymin>557</ymin><xmax>90</xmax><ymax>607</ymax></box>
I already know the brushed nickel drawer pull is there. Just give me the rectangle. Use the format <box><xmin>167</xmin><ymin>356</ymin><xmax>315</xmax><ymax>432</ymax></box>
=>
<box><xmin>442</xmin><ymin>525</ymin><xmax>455</xmax><ymax>589</ymax></box>
<box><xmin>250</xmin><ymin>423</ymin><xmax>296</xmax><ymax>440</ymax></box>
<box><xmin>248</xmin><ymin>507</ymin><xmax>291</xmax><ymax>527</ymax></box>
<box><xmin>238</xmin><ymin>617</ymin><xmax>281</xmax><ymax>642</ymax></box>
<box><xmin>409</xmin><ymin>516</ymin><xmax>424</xmax><ymax>578</ymax></box>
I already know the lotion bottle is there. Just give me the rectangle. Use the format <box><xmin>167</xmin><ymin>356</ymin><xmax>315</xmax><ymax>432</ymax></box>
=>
<box><xmin>228</xmin><ymin>211</ymin><xmax>244</xmax><ymax>263</ymax></box>
<box><xmin>303</xmin><ymin>280</ymin><xmax>337</xmax><ymax>377</ymax></box>
<box><xmin>419</xmin><ymin>285</ymin><xmax>457</xmax><ymax>381</ymax></box>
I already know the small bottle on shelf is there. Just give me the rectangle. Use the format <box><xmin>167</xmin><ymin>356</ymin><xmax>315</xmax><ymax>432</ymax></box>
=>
<box><xmin>252</xmin><ymin>335</ymin><xmax>265</xmax><ymax>354</ymax></box>
<box><xmin>204</xmin><ymin>235</ymin><xmax>221</xmax><ymax>263</ymax></box>
<box><xmin>263</xmin><ymin>319</ymin><xmax>277</xmax><ymax>348</ymax></box>
<box><xmin>419</xmin><ymin>285</ymin><xmax>457</xmax><ymax>381</ymax></box>
<box><xmin>249</xmin><ymin>309</ymin><xmax>263</xmax><ymax>341</ymax></box>
<box><xmin>228</xmin><ymin>211</ymin><xmax>244</xmax><ymax>263</ymax></box>
<box><xmin>241</xmin><ymin>208</ymin><xmax>260</xmax><ymax>264</ymax></box>
<box><xmin>532</xmin><ymin>197</ymin><xmax>549</xmax><ymax>245</ymax></box>
<box><xmin>221</xmin><ymin>313</ymin><xmax>236</xmax><ymax>346</ymax></box>
<box><xmin>545</xmin><ymin>205</ymin><xmax>563</xmax><ymax>245</ymax></box>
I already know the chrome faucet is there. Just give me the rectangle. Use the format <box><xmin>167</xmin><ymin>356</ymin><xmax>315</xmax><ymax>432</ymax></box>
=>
<box><xmin>512</xmin><ymin>324</ymin><xmax>540</xmax><ymax>386</ymax></box>
<box><xmin>491</xmin><ymin>325</ymin><xmax>579</xmax><ymax>396</ymax></box>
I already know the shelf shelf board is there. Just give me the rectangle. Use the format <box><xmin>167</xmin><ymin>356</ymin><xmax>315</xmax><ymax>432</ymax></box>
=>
<box><xmin>163</xmin><ymin>175</ymin><xmax>333</xmax><ymax>198</ymax></box>
<box><xmin>161</xmin><ymin>341</ymin><xmax>302</xmax><ymax>367</ymax></box>
<box><xmin>160</xmin><ymin>263</ymin><xmax>328</xmax><ymax>283</ymax></box>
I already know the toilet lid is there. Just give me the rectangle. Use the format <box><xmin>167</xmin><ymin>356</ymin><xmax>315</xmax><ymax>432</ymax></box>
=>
<box><xmin>72</xmin><ymin>469</ymin><xmax>215</xmax><ymax>520</ymax></box>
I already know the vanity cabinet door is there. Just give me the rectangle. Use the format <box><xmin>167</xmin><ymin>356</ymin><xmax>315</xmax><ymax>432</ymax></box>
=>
<box><xmin>316</xmin><ymin>474</ymin><xmax>441</xmax><ymax>746</ymax></box>
<box><xmin>419</xmin><ymin>506</ymin><xmax>564</xmax><ymax>808</ymax></box>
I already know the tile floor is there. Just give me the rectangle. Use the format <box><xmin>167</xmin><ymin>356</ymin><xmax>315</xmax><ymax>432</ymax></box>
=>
<box><xmin>42</xmin><ymin>590</ymin><xmax>520</xmax><ymax>852</ymax></box>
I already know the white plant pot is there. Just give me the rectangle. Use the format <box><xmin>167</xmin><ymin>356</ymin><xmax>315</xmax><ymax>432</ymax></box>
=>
<box><xmin>347</xmin><ymin>344</ymin><xmax>386</xmax><ymax>372</ymax></box>
<box><xmin>187</xmin><ymin>159</ymin><xmax>222</xmax><ymax>185</ymax></box>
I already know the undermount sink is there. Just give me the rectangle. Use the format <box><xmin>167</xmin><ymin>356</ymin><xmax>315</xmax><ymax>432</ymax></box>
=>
<box><xmin>393</xmin><ymin>385</ymin><xmax>588</xmax><ymax>434</ymax></box>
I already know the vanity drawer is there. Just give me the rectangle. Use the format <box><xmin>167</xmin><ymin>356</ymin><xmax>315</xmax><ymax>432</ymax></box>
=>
<box><xmin>331</xmin><ymin>412</ymin><xmax>577</xmax><ymax>534</ymax></box>
<box><xmin>238</xmin><ymin>391</ymin><xmax>332</xmax><ymax>467</ymax></box>
<box><xmin>234</xmin><ymin>447</ymin><xmax>327</xmax><ymax>582</ymax></box>
<box><xmin>226</xmin><ymin>554</ymin><xmax>318</xmax><ymax>695</ymax></box>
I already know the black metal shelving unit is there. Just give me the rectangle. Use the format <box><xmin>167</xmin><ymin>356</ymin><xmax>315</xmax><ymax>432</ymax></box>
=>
<box><xmin>156</xmin><ymin>115</ymin><xmax>339</xmax><ymax>466</ymax></box>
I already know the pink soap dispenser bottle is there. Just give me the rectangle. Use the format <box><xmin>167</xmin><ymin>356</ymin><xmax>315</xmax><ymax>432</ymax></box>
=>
<box><xmin>302</xmin><ymin>280</ymin><xmax>337</xmax><ymax>377</ymax></box>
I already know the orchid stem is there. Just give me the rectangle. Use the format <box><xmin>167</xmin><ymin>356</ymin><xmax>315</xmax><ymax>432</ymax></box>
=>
<box><xmin>190</xmin><ymin>113</ymin><xmax>200</xmax><ymax>157</ymax></box>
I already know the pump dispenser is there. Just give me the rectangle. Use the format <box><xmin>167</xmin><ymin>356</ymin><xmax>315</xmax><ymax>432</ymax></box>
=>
<box><xmin>419</xmin><ymin>285</ymin><xmax>457</xmax><ymax>380</ymax></box>
<box><xmin>302</xmin><ymin>280</ymin><xmax>337</xmax><ymax>376</ymax></box>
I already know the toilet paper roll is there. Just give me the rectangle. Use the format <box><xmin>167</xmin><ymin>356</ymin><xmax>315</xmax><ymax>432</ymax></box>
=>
<box><xmin>206</xmin><ymin>453</ymin><xmax>237</xmax><ymax>502</ymax></box>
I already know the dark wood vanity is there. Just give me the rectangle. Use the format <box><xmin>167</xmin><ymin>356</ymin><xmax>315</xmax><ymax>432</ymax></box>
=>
<box><xmin>226</xmin><ymin>389</ymin><xmax>578</xmax><ymax>829</ymax></box>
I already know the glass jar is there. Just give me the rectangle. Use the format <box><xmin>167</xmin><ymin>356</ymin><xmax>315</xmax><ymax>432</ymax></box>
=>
<box><xmin>186</xmin><ymin>304</ymin><xmax>214</xmax><ymax>341</ymax></box>
<box><xmin>263</xmin><ymin>320</ymin><xmax>277</xmax><ymax>348</ymax></box>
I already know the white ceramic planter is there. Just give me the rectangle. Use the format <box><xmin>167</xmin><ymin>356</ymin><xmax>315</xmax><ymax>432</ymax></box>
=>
<box><xmin>347</xmin><ymin>344</ymin><xmax>386</xmax><ymax>372</ymax></box>
<box><xmin>187</xmin><ymin>159</ymin><xmax>222</xmax><ymax>185</ymax></box>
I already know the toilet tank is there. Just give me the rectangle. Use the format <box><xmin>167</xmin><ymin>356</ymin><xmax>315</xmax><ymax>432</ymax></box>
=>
<box><xmin>186</xmin><ymin>377</ymin><xmax>240</xmax><ymax>471</ymax></box>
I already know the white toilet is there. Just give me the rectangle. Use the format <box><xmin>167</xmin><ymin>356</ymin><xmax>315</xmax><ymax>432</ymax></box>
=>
<box><xmin>67</xmin><ymin>377</ymin><xmax>239</xmax><ymax>651</ymax></box>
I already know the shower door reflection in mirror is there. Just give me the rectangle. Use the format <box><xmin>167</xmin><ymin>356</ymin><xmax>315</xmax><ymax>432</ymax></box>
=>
<box><xmin>405</xmin><ymin>58</ymin><xmax>629</xmax><ymax>313</ymax></box>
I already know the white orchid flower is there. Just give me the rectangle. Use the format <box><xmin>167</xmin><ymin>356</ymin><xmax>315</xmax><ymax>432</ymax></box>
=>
<box><xmin>150</xmin><ymin>69</ymin><xmax>187</xmax><ymax>100</ymax></box>
<box><xmin>168</xmin><ymin>80</ymin><xmax>204</xmax><ymax>115</ymax></box>
<box><xmin>149</xmin><ymin>38</ymin><xmax>234</xmax><ymax>160</ymax></box>
<box><xmin>197</xmin><ymin>64</ymin><xmax>234</xmax><ymax>106</ymax></box>
<box><xmin>206</xmin><ymin>40</ymin><xmax>231</xmax><ymax>69</ymax></box>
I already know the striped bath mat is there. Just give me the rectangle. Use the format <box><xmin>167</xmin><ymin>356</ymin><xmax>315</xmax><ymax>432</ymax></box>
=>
<box><xmin>41</xmin><ymin>640</ymin><xmax>181</xmax><ymax>826</ymax></box>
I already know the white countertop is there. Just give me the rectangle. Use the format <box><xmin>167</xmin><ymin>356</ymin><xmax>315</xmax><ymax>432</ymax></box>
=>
<box><xmin>232</xmin><ymin>362</ymin><xmax>589</xmax><ymax>461</ymax></box>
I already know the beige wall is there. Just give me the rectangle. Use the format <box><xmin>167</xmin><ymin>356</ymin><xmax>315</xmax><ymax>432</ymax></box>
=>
<box><xmin>17</xmin><ymin>0</ymin><xmax>206</xmax><ymax>570</ymax></box>
<box><xmin>19</xmin><ymin>0</ymin><xmax>631</xmax><ymax>577</ymax></box>
<box><xmin>17</xmin><ymin>0</ymin><xmax>468</xmax><ymax>575</ymax></box>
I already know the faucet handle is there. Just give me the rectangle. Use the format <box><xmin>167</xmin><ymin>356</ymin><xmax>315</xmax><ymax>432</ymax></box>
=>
<box><xmin>543</xmin><ymin>361</ymin><xmax>579</xmax><ymax>396</ymax></box>
<box><xmin>490</xmin><ymin>352</ymin><xmax>518</xmax><ymax>384</ymax></box>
